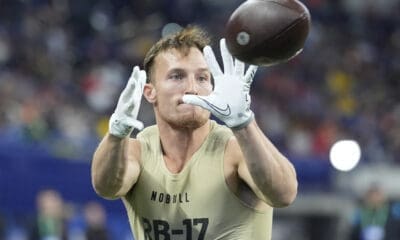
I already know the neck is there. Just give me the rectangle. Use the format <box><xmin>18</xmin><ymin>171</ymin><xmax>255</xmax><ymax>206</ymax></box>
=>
<box><xmin>157</xmin><ymin>120</ymin><xmax>211</xmax><ymax>173</ymax></box>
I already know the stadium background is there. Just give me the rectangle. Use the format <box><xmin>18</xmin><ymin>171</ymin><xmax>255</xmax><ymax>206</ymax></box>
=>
<box><xmin>0</xmin><ymin>0</ymin><xmax>399</xmax><ymax>239</ymax></box>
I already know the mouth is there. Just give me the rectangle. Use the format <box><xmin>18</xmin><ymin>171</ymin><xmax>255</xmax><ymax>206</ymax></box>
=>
<box><xmin>177</xmin><ymin>100</ymin><xmax>197</xmax><ymax>110</ymax></box>
<box><xmin>178</xmin><ymin>98</ymin><xmax>194</xmax><ymax>106</ymax></box>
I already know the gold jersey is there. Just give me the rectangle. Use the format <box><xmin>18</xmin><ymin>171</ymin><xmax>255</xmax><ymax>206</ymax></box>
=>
<box><xmin>122</xmin><ymin>121</ymin><xmax>273</xmax><ymax>240</ymax></box>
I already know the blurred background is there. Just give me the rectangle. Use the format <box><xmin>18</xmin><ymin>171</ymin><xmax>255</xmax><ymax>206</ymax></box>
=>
<box><xmin>0</xmin><ymin>0</ymin><xmax>399</xmax><ymax>239</ymax></box>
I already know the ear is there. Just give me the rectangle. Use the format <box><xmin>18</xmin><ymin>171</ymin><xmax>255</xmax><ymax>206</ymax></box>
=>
<box><xmin>143</xmin><ymin>83</ymin><xmax>156</xmax><ymax>103</ymax></box>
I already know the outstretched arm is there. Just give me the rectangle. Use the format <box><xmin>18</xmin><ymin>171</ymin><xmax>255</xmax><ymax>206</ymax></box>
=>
<box><xmin>92</xmin><ymin>135</ymin><xmax>141</xmax><ymax>199</ymax></box>
<box><xmin>233</xmin><ymin>120</ymin><xmax>297</xmax><ymax>207</ymax></box>
<box><xmin>183</xmin><ymin>39</ymin><xmax>297</xmax><ymax>207</ymax></box>
<box><xmin>91</xmin><ymin>66</ymin><xmax>145</xmax><ymax>199</ymax></box>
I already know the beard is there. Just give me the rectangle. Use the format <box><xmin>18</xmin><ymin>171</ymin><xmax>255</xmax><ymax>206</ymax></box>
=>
<box><xmin>171</xmin><ymin>115</ymin><xmax>209</xmax><ymax>129</ymax></box>
<box><xmin>156</xmin><ymin>105</ymin><xmax>211</xmax><ymax>130</ymax></box>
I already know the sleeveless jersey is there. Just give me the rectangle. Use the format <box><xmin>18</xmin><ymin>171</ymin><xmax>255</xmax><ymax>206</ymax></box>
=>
<box><xmin>122</xmin><ymin>121</ymin><xmax>273</xmax><ymax>240</ymax></box>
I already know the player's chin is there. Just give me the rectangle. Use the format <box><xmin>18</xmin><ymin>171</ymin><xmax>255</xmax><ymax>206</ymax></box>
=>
<box><xmin>176</xmin><ymin>111</ymin><xmax>210</xmax><ymax>129</ymax></box>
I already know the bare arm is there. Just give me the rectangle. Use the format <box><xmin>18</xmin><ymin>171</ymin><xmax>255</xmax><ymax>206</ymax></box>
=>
<box><xmin>232</xmin><ymin>120</ymin><xmax>298</xmax><ymax>208</ymax></box>
<box><xmin>91</xmin><ymin>133</ymin><xmax>141</xmax><ymax>200</ymax></box>
<box><xmin>181</xmin><ymin>40</ymin><xmax>297</xmax><ymax>207</ymax></box>
<box><xmin>92</xmin><ymin>66</ymin><xmax>146</xmax><ymax>200</ymax></box>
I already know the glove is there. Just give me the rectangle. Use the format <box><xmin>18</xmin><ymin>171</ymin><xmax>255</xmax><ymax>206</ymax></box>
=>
<box><xmin>182</xmin><ymin>39</ymin><xmax>258</xmax><ymax>130</ymax></box>
<box><xmin>109</xmin><ymin>66</ymin><xmax>146</xmax><ymax>138</ymax></box>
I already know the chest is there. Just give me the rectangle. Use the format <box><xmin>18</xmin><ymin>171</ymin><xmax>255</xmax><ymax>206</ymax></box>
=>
<box><xmin>130</xmin><ymin>155</ymin><xmax>225</xmax><ymax>215</ymax></box>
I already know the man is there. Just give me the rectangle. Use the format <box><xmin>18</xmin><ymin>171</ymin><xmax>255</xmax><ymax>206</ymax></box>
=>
<box><xmin>350</xmin><ymin>184</ymin><xmax>400</xmax><ymax>240</ymax></box>
<box><xmin>83</xmin><ymin>201</ymin><xmax>110</xmax><ymax>240</ymax></box>
<box><xmin>28</xmin><ymin>189</ymin><xmax>68</xmax><ymax>240</ymax></box>
<box><xmin>91</xmin><ymin>26</ymin><xmax>298</xmax><ymax>240</ymax></box>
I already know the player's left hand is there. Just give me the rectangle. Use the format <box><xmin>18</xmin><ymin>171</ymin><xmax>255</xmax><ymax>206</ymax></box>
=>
<box><xmin>182</xmin><ymin>38</ymin><xmax>258</xmax><ymax>130</ymax></box>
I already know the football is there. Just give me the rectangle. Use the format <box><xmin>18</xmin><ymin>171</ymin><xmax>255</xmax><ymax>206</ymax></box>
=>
<box><xmin>225</xmin><ymin>0</ymin><xmax>311</xmax><ymax>66</ymax></box>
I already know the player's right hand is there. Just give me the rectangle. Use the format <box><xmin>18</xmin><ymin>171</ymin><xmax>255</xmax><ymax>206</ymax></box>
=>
<box><xmin>109</xmin><ymin>66</ymin><xmax>146</xmax><ymax>138</ymax></box>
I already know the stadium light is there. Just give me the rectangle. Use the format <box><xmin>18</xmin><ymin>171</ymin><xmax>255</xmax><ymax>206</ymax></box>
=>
<box><xmin>329</xmin><ymin>140</ymin><xmax>361</xmax><ymax>172</ymax></box>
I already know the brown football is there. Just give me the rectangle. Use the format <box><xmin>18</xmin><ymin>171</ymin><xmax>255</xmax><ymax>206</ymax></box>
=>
<box><xmin>225</xmin><ymin>0</ymin><xmax>311</xmax><ymax>66</ymax></box>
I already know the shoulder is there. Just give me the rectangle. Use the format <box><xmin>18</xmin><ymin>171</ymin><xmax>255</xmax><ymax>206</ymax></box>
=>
<box><xmin>137</xmin><ymin>125</ymin><xmax>159</xmax><ymax>140</ymax></box>
<box><xmin>131</xmin><ymin>125</ymin><xmax>159</xmax><ymax>164</ymax></box>
<box><xmin>135</xmin><ymin>125</ymin><xmax>158</xmax><ymax>147</ymax></box>
<box><xmin>201</xmin><ymin>121</ymin><xmax>234</xmax><ymax>154</ymax></box>
<box><xmin>209</xmin><ymin>121</ymin><xmax>234</xmax><ymax>140</ymax></box>
<box><xmin>207</xmin><ymin>121</ymin><xmax>238</xmax><ymax>154</ymax></box>
<box><xmin>208</xmin><ymin>121</ymin><xmax>240</xmax><ymax>164</ymax></box>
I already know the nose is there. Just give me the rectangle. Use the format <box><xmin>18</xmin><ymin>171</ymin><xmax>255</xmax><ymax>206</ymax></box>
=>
<box><xmin>185</xmin><ymin>75</ymin><xmax>198</xmax><ymax>95</ymax></box>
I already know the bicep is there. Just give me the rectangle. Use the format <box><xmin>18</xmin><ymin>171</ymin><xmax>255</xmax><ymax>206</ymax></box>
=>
<box><xmin>237</xmin><ymin>156</ymin><xmax>274</xmax><ymax>205</ymax></box>
<box><xmin>225</xmin><ymin>137</ymin><xmax>273</xmax><ymax>205</ymax></box>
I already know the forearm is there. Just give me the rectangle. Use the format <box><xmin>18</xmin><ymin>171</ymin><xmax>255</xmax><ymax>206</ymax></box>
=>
<box><xmin>91</xmin><ymin>133</ymin><xmax>136</xmax><ymax>199</ymax></box>
<box><xmin>90</xmin><ymin>66</ymin><xmax>145</xmax><ymax>199</ymax></box>
<box><xmin>233</xmin><ymin>120</ymin><xmax>298</xmax><ymax>207</ymax></box>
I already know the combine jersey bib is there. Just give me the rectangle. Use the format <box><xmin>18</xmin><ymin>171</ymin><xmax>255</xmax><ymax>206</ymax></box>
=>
<box><xmin>122</xmin><ymin>121</ymin><xmax>273</xmax><ymax>240</ymax></box>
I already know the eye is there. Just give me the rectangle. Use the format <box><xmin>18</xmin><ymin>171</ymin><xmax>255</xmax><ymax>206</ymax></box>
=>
<box><xmin>169</xmin><ymin>73</ymin><xmax>183</xmax><ymax>81</ymax></box>
<box><xmin>197</xmin><ymin>74</ymin><xmax>210</xmax><ymax>83</ymax></box>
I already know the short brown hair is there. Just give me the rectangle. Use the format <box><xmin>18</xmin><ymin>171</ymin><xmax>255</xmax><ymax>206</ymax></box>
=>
<box><xmin>143</xmin><ymin>25</ymin><xmax>211</xmax><ymax>83</ymax></box>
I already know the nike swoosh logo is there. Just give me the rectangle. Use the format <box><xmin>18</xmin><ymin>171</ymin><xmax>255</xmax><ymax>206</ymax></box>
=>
<box><xmin>199</xmin><ymin>98</ymin><xmax>231</xmax><ymax>116</ymax></box>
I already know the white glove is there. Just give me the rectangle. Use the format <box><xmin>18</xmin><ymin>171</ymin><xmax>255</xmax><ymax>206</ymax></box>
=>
<box><xmin>109</xmin><ymin>66</ymin><xmax>146</xmax><ymax>138</ymax></box>
<box><xmin>182</xmin><ymin>39</ymin><xmax>258</xmax><ymax>130</ymax></box>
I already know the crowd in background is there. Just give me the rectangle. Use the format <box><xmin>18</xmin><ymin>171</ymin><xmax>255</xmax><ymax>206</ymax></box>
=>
<box><xmin>0</xmin><ymin>0</ymin><xmax>399</xmax><ymax>163</ymax></box>
<box><xmin>0</xmin><ymin>0</ymin><xmax>400</xmax><ymax>239</ymax></box>
<box><xmin>1</xmin><ymin>188</ymin><xmax>129</xmax><ymax>240</ymax></box>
